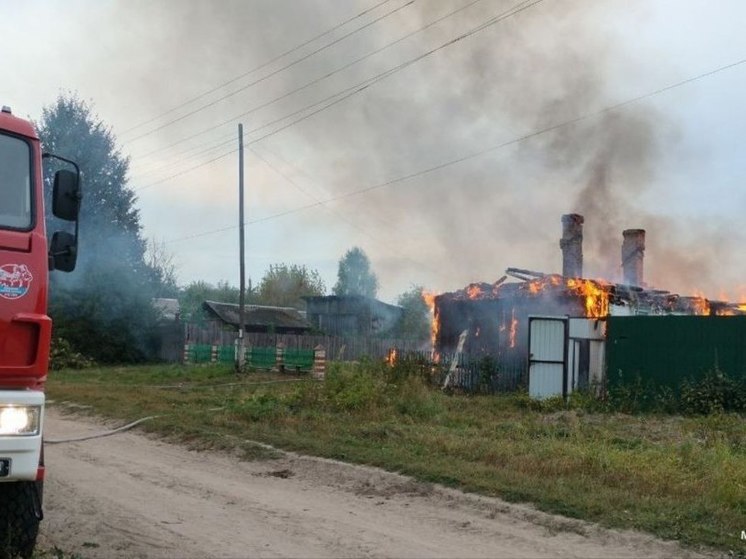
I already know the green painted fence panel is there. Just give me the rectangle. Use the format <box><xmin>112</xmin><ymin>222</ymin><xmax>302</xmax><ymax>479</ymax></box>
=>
<box><xmin>249</xmin><ymin>346</ymin><xmax>276</xmax><ymax>369</ymax></box>
<box><xmin>189</xmin><ymin>344</ymin><xmax>213</xmax><ymax>363</ymax></box>
<box><xmin>218</xmin><ymin>345</ymin><xmax>234</xmax><ymax>363</ymax></box>
<box><xmin>606</xmin><ymin>316</ymin><xmax>746</xmax><ymax>390</ymax></box>
<box><xmin>284</xmin><ymin>349</ymin><xmax>314</xmax><ymax>370</ymax></box>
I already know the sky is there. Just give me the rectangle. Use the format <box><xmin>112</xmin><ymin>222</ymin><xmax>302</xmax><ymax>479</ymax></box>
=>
<box><xmin>2</xmin><ymin>0</ymin><xmax>746</xmax><ymax>303</ymax></box>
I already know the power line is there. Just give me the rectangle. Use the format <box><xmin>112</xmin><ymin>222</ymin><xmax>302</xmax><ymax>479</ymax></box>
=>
<box><xmin>134</xmin><ymin>82</ymin><xmax>372</xmax><ymax>191</ymax></box>
<box><xmin>250</xmin><ymin>146</ymin><xmax>461</xmax><ymax>283</ymax></box>
<box><xmin>129</xmin><ymin>59</ymin><xmax>390</xmax><ymax>169</ymax></box>
<box><xmin>130</xmin><ymin>130</ymin><xmax>235</xmax><ymax>175</ymax></box>
<box><xmin>131</xmin><ymin>76</ymin><xmax>377</xmax><ymax>181</ymax></box>
<box><xmin>134</xmin><ymin>0</ymin><xmax>539</xmax><ymax>190</ymax></box>
<box><xmin>129</xmin><ymin>0</ymin><xmax>484</xmax><ymax>166</ymax></box>
<box><xmin>161</xmin><ymin>55</ymin><xmax>746</xmax><ymax>244</ymax></box>
<box><xmin>120</xmin><ymin>0</ymin><xmax>393</xmax><ymax>136</ymax></box>
<box><xmin>125</xmin><ymin>0</ymin><xmax>416</xmax><ymax>143</ymax></box>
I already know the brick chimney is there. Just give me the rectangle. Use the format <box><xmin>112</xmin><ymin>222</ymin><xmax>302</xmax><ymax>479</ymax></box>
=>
<box><xmin>560</xmin><ymin>214</ymin><xmax>584</xmax><ymax>278</ymax></box>
<box><xmin>622</xmin><ymin>229</ymin><xmax>645</xmax><ymax>287</ymax></box>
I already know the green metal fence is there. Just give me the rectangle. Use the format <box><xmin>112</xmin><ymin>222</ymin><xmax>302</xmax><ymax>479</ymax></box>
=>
<box><xmin>188</xmin><ymin>344</ymin><xmax>213</xmax><ymax>363</ymax></box>
<box><xmin>248</xmin><ymin>346</ymin><xmax>277</xmax><ymax>370</ymax></box>
<box><xmin>284</xmin><ymin>349</ymin><xmax>315</xmax><ymax>371</ymax></box>
<box><xmin>185</xmin><ymin>344</ymin><xmax>317</xmax><ymax>372</ymax></box>
<box><xmin>217</xmin><ymin>345</ymin><xmax>234</xmax><ymax>364</ymax></box>
<box><xmin>606</xmin><ymin>316</ymin><xmax>746</xmax><ymax>390</ymax></box>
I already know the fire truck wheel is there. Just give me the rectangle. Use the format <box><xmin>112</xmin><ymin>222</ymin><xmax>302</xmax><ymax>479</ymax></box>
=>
<box><xmin>0</xmin><ymin>481</ymin><xmax>41</xmax><ymax>559</ymax></box>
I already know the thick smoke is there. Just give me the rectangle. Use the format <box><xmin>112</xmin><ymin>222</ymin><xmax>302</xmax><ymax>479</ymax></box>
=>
<box><xmin>100</xmin><ymin>0</ymin><xmax>743</xmax><ymax>300</ymax></box>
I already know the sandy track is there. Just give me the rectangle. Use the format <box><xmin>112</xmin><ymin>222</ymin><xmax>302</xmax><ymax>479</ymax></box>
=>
<box><xmin>38</xmin><ymin>409</ymin><xmax>713</xmax><ymax>559</ymax></box>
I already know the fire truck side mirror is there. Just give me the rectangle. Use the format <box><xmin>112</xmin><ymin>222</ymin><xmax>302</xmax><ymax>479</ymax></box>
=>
<box><xmin>52</xmin><ymin>169</ymin><xmax>81</xmax><ymax>222</ymax></box>
<box><xmin>49</xmin><ymin>231</ymin><xmax>77</xmax><ymax>272</ymax></box>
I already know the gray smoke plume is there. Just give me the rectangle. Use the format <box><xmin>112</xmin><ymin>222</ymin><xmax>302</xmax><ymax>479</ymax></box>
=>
<box><xmin>96</xmin><ymin>0</ymin><xmax>743</xmax><ymax>300</ymax></box>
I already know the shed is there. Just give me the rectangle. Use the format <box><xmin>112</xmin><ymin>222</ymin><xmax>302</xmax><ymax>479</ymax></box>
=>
<box><xmin>202</xmin><ymin>301</ymin><xmax>312</xmax><ymax>334</ymax></box>
<box><xmin>303</xmin><ymin>295</ymin><xmax>403</xmax><ymax>337</ymax></box>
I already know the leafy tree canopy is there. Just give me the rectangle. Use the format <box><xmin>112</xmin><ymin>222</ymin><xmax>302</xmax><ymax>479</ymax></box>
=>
<box><xmin>391</xmin><ymin>285</ymin><xmax>431</xmax><ymax>342</ymax></box>
<box><xmin>178</xmin><ymin>280</ymin><xmax>243</xmax><ymax>323</ymax></box>
<box><xmin>38</xmin><ymin>93</ymin><xmax>167</xmax><ymax>363</ymax></box>
<box><xmin>39</xmin><ymin>93</ymin><xmax>140</xmax><ymax>241</ymax></box>
<box><xmin>257</xmin><ymin>264</ymin><xmax>326</xmax><ymax>309</ymax></box>
<box><xmin>332</xmin><ymin>247</ymin><xmax>378</xmax><ymax>298</ymax></box>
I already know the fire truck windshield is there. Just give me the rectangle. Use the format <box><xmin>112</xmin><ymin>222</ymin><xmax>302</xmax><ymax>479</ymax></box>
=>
<box><xmin>0</xmin><ymin>133</ymin><xmax>32</xmax><ymax>230</ymax></box>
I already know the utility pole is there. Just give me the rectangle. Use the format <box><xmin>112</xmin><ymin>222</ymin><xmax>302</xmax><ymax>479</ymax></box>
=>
<box><xmin>236</xmin><ymin>123</ymin><xmax>246</xmax><ymax>372</ymax></box>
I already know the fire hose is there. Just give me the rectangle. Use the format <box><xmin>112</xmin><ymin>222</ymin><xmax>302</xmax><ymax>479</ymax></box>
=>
<box><xmin>45</xmin><ymin>377</ymin><xmax>310</xmax><ymax>444</ymax></box>
<box><xmin>45</xmin><ymin>415</ymin><xmax>161</xmax><ymax>444</ymax></box>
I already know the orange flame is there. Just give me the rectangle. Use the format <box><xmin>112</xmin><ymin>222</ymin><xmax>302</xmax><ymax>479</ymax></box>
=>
<box><xmin>715</xmin><ymin>308</ymin><xmax>736</xmax><ymax>316</ymax></box>
<box><xmin>385</xmin><ymin>348</ymin><xmax>397</xmax><ymax>366</ymax></box>
<box><xmin>524</xmin><ymin>276</ymin><xmax>610</xmax><ymax>318</ymax></box>
<box><xmin>509</xmin><ymin>309</ymin><xmax>518</xmax><ymax>348</ymax></box>
<box><xmin>688</xmin><ymin>292</ymin><xmax>711</xmax><ymax>316</ymax></box>
<box><xmin>466</xmin><ymin>284</ymin><xmax>483</xmax><ymax>299</ymax></box>
<box><xmin>422</xmin><ymin>290</ymin><xmax>440</xmax><ymax>349</ymax></box>
<box><xmin>566</xmin><ymin>278</ymin><xmax>610</xmax><ymax>318</ymax></box>
<box><xmin>693</xmin><ymin>298</ymin><xmax>710</xmax><ymax>315</ymax></box>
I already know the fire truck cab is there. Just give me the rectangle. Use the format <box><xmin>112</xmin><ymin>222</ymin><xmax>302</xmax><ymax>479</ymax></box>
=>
<box><xmin>0</xmin><ymin>105</ymin><xmax>80</xmax><ymax>558</ymax></box>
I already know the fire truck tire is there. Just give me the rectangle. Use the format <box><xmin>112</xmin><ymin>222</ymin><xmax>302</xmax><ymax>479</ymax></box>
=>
<box><xmin>0</xmin><ymin>481</ymin><xmax>41</xmax><ymax>559</ymax></box>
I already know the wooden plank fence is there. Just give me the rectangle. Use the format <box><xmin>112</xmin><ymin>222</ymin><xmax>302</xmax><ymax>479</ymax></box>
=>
<box><xmin>182</xmin><ymin>321</ymin><xmax>527</xmax><ymax>393</ymax></box>
<box><xmin>184</xmin><ymin>321</ymin><xmax>428</xmax><ymax>362</ymax></box>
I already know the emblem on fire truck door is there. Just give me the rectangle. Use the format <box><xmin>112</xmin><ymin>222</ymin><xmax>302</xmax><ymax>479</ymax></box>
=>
<box><xmin>0</xmin><ymin>264</ymin><xmax>33</xmax><ymax>300</ymax></box>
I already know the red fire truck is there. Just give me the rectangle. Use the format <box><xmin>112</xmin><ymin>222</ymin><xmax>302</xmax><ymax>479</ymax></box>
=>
<box><xmin>0</xmin><ymin>105</ymin><xmax>80</xmax><ymax>557</ymax></box>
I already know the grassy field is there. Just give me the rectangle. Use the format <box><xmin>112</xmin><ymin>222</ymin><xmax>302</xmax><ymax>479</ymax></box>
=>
<box><xmin>46</xmin><ymin>361</ymin><xmax>746</xmax><ymax>555</ymax></box>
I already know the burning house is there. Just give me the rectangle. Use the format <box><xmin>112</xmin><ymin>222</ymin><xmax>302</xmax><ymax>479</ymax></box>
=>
<box><xmin>428</xmin><ymin>214</ymin><xmax>746</xmax><ymax>394</ymax></box>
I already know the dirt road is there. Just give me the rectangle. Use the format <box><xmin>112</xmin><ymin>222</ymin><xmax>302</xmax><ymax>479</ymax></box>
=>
<box><xmin>38</xmin><ymin>409</ymin><xmax>712</xmax><ymax>559</ymax></box>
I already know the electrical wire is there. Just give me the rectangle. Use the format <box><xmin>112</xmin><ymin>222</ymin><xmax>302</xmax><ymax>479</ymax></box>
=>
<box><xmin>132</xmin><ymin>79</ymin><xmax>372</xmax><ymax>180</ymax></box>
<box><xmin>161</xmin><ymin>54</ymin><xmax>746</xmax><ymax>245</ymax></box>
<box><xmin>129</xmin><ymin>0</ymin><xmax>484</xmax><ymax>169</ymax></box>
<box><xmin>125</xmin><ymin>0</ymin><xmax>416</xmax><ymax>143</ymax></box>
<box><xmin>120</xmin><ymin>0</ymin><xmax>393</xmax><ymax>136</ymax></box>
<box><xmin>133</xmin><ymin>0</ymin><xmax>540</xmax><ymax>190</ymax></box>
<box><xmin>250</xmin><ymin>146</ymin><xmax>463</xmax><ymax>283</ymax></box>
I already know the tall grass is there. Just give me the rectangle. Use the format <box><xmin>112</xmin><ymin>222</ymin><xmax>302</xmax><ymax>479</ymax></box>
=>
<box><xmin>47</xmin><ymin>361</ymin><xmax>746</xmax><ymax>554</ymax></box>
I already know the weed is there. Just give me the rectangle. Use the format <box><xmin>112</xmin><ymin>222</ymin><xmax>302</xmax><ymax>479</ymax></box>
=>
<box><xmin>235</xmin><ymin>392</ymin><xmax>284</xmax><ymax>421</ymax></box>
<box><xmin>680</xmin><ymin>368</ymin><xmax>746</xmax><ymax>415</ymax></box>
<box><xmin>47</xmin><ymin>362</ymin><xmax>746</xmax><ymax>553</ymax></box>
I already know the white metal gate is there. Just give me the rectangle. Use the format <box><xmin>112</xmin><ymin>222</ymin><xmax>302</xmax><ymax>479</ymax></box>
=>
<box><xmin>528</xmin><ymin>317</ymin><xmax>568</xmax><ymax>399</ymax></box>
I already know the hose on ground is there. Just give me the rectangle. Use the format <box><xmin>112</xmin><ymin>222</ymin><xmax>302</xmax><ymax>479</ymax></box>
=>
<box><xmin>46</xmin><ymin>405</ymin><xmax>227</xmax><ymax>444</ymax></box>
<box><xmin>45</xmin><ymin>415</ymin><xmax>160</xmax><ymax>444</ymax></box>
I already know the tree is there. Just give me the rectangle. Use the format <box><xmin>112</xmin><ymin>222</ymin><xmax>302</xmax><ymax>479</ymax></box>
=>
<box><xmin>257</xmin><ymin>264</ymin><xmax>325</xmax><ymax>308</ymax></box>
<box><xmin>37</xmin><ymin>94</ymin><xmax>166</xmax><ymax>362</ymax></box>
<box><xmin>145</xmin><ymin>239</ymin><xmax>179</xmax><ymax>298</ymax></box>
<box><xmin>178</xmin><ymin>280</ymin><xmax>244</xmax><ymax>323</ymax></box>
<box><xmin>332</xmin><ymin>247</ymin><xmax>378</xmax><ymax>298</ymax></box>
<box><xmin>391</xmin><ymin>285</ymin><xmax>430</xmax><ymax>342</ymax></box>
<box><xmin>39</xmin><ymin>94</ymin><xmax>141</xmax><ymax>247</ymax></box>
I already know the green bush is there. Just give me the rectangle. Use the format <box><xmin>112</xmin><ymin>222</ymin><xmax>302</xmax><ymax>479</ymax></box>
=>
<box><xmin>49</xmin><ymin>337</ymin><xmax>95</xmax><ymax>370</ymax></box>
<box><xmin>607</xmin><ymin>372</ymin><xmax>657</xmax><ymax>413</ymax></box>
<box><xmin>605</xmin><ymin>368</ymin><xmax>746</xmax><ymax>415</ymax></box>
<box><xmin>680</xmin><ymin>369</ymin><xmax>746</xmax><ymax>415</ymax></box>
